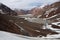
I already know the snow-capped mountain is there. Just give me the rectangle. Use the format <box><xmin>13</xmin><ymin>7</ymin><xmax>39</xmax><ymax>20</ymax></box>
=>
<box><xmin>30</xmin><ymin>1</ymin><xmax>60</xmax><ymax>18</ymax></box>
<box><xmin>40</xmin><ymin>1</ymin><xmax>60</xmax><ymax>18</ymax></box>
<box><xmin>0</xmin><ymin>3</ymin><xmax>17</xmax><ymax>16</ymax></box>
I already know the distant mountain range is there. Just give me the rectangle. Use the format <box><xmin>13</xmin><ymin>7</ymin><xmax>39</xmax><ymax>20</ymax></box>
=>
<box><xmin>0</xmin><ymin>1</ymin><xmax>60</xmax><ymax>19</ymax></box>
<box><xmin>14</xmin><ymin>1</ymin><xmax>60</xmax><ymax>18</ymax></box>
<box><xmin>13</xmin><ymin>1</ymin><xmax>60</xmax><ymax>22</ymax></box>
<box><xmin>14</xmin><ymin>9</ymin><xmax>30</xmax><ymax>15</ymax></box>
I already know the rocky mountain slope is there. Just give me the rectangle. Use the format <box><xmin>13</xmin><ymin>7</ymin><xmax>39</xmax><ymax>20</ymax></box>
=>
<box><xmin>30</xmin><ymin>1</ymin><xmax>60</xmax><ymax>18</ymax></box>
<box><xmin>0</xmin><ymin>3</ymin><xmax>17</xmax><ymax>16</ymax></box>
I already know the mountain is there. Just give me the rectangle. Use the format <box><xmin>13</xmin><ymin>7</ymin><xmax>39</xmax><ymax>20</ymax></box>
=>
<box><xmin>0</xmin><ymin>3</ymin><xmax>17</xmax><ymax>16</ymax></box>
<box><xmin>29</xmin><ymin>7</ymin><xmax>43</xmax><ymax>17</ymax></box>
<box><xmin>30</xmin><ymin>1</ymin><xmax>60</xmax><ymax>18</ymax></box>
<box><xmin>40</xmin><ymin>1</ymin><xmax>60</xmax><ymax>18</ymax></box>
<box><xmin>29</xmin><ymin>4</ymin><xmax>51</xmax><ymax>17</ymax></box>
<box><xmin>14</xmin><ymin>9</ymin><xmax>30</xmax><ymax>15</ymax></box>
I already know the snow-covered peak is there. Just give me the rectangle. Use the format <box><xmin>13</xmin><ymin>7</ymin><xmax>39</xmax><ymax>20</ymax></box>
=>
<box><xmin>37</xmin><ymin>0</ymin><xmax>60</xmax><ymax>9</ymax></box>
<box><xmin>40</xmin><ymin>4</ymin><xmax>48</xmax><ymax>9</ymax></box>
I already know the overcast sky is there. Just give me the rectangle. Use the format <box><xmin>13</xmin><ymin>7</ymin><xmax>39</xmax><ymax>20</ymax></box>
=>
<box><xmin>0</xmin><ymin>0</ymin><xmax>59</xmax><ymax>10</ymax></box>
